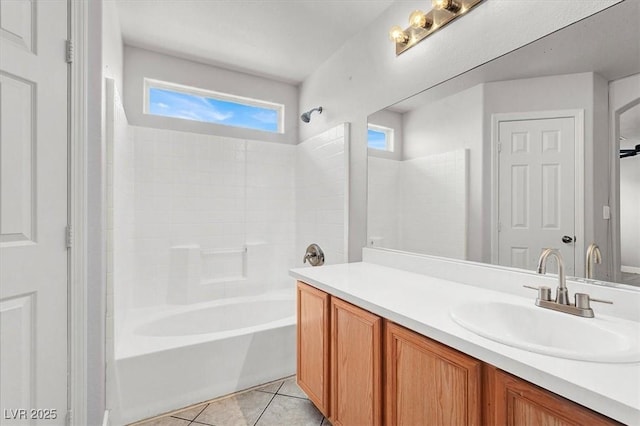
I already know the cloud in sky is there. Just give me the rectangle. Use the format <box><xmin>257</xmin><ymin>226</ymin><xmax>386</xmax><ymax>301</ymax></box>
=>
<box><xmin>251</xmin><ymin>110</ymin><xmax>278</xmax><ymax>124</ymax></box>
<box><xmin>149</xmin><ymin>88</ymin><xmax>279</xmax><ymax>133</ymax></box>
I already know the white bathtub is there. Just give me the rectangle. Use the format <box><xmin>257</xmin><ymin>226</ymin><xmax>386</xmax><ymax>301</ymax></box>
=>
<box><xmin>113</xmin><ymin>291</ymin><xmax>296</xmax><ymax>425</ymax></box>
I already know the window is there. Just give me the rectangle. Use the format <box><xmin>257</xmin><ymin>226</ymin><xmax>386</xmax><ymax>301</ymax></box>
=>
<box><xmin>367</xmin><ymin>124</ymin><xmax>394</xmax><ymax>152</ymax></box>
<box><xmin>144</xmin><ymin>79</ymin><xmax>284</xmax><ymax>134</ymax></box>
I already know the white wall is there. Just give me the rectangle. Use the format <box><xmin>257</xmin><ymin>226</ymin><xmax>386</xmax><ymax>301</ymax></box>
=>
<box><xmin>298</xmin><ymin>0</ymin><xmax>619</xmax><ymax>261</ymax></box>
<box><xmin>296</xmin><ymin>124</ymin><xmax>349</xmax><ymax>267</ymax></box>
<box><xmin>124</xmin><ymin>46</ymin><xmax>299</xmax><ymax>145</ymax></box>
<box><xmin>103</xmin><ymin>1</ymin><xmax>123</xmax><ymax>96</ymax></box>
<box><xmin>89</xmin><ymin>1</ymin><xmax>105</xmax><ymax>424</ymax></box>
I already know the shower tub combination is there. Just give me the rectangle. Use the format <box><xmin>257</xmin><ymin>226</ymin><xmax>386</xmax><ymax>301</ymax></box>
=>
<box><xmin>114</xmin><ymin>290</ymin><xmax>296</xmax><ymax>424</ymax></box>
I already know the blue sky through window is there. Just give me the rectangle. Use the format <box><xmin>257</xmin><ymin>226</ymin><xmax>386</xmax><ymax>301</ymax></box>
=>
<box><xmin>148</xmin><ymin>87</ymin><xmax>280</xmax><ymax>133</ymax></box>
<box><xmin>368</xmin><ymin>128</ymin><xmax>388</xmax><ymax>150</ymax></box>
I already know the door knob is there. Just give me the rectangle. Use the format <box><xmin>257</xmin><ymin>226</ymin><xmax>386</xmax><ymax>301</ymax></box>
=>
<box><xmin>562</xmin><ymin>235</ymin><xmax>574</xmax><ymax>244</ymax></box>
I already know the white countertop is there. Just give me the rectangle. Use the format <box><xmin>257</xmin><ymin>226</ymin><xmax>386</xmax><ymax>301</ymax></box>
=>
<box><xmin>290</xmin><ymin>261</ymin><xmax>640</xmax><ymax>425</ymax></box>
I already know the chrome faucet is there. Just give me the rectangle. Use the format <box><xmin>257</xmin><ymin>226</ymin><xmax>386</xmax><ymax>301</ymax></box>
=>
<box><xmin>524</xmin><ymin>248</ymin><xmax>613</xmax><ymax>318</ymax></box>
<box><xmin>536</xmin><ymin>248</ymin><xmax>569</xmax><ymax>305</ymax></box>
<box><xmin>585</xmin><ymin>243</ymin><xmax>602</xmax><ymax>279</ymax></box>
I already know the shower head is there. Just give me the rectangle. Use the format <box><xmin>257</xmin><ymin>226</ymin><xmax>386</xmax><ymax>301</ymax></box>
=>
<box><xmin>300</xmin><ymin>106</ymin><xmax>323</xmax><ymax>123</ymax></box>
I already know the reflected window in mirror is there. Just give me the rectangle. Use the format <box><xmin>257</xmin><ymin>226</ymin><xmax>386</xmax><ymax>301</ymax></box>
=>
<box><xmin>368</xmin><ymin>124</ymin><xmax>394</xmax><ymax>152</ymax></box>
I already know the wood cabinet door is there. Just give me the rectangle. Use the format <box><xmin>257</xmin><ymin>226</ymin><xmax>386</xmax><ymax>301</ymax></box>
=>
<box><xmin>485</xmin><ymin>366</ymin><xmax>621</xmax><ymax>426</ymax></box>
<box><xmin>297</xmin><ymin>281</ymin><xmax>331</xmax><ymax>417</ymax></box>
<box><xmin>331</xmin><ymin>297</ymin><xmax>382</xmax><ymax>426</ymax></box>
<box><xmin>385</xmin><ymin>321</ymin><xmax>482</xmax><ymax>426</ymax></box>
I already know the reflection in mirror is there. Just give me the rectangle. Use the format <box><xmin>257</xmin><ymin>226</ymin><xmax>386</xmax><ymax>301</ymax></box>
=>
<box><xmin>619</xmin><ymin>103</ymin><xmax>640</xmax><ymax>286</ymax></box>
<box><xmin>367</xmin><ymin>1</ymin><xmax>640</xmax><ymax>286</ymax></box>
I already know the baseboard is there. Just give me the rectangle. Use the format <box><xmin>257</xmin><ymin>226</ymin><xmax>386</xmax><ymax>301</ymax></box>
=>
<box><xmin>621</xmin><ymin>265</ymin><xmax>640</xmax><ymax>274</ymax></box>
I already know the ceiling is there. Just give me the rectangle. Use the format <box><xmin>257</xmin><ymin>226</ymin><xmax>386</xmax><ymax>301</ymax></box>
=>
<box><xmin>116</xmin><ymin>0</ymin><xmax>395</xmax><ymax>84</ymax></box>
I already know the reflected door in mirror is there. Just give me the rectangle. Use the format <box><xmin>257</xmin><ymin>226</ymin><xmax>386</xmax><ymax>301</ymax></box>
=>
<box><xmin>497</xmin><ymin>115</ymin><xmax>576</xmax><ymax>275</ymax></box>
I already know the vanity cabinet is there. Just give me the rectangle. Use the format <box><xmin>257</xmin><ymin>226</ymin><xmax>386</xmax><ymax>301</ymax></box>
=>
<box><xmin>331</xmin><ymin>296</ymin><xmax>382</xmax><ymax>426</ymax></box>
<box><xmin>296</xmin><ymin>282</ymin><xmax>330</xmax><ymax>417</ymax></box>
<box><xmin>385</xmin><ymin>321</ymin><xmax>482</xmax><ymax>426</ymax></box>
<box><xmin>297</xmin><ymin>281</ymin><xmax>619</xmax><ymax>426</ymax></box>
<box><xmin>484</xmin><ymin>366</ymin><xmax>621</xmax><ymax>426</ymax></box>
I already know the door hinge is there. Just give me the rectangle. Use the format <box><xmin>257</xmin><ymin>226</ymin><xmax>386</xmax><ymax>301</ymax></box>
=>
<box><xmin>497</xmin><ymin>142</ymin><xmax>502</xmax><ymax>153</ymax></box>
<box><xmin>497</xmin><ymin>222</ymin><xmax>502</xmax><ymax>232</ymax></box>
<box><xmin>66</xmin><ymin>409</ymin><xmax>72</xmax><ymax>426</ymax></box>
<box><xmin>65</xmin><ymin>225</ymin><xmax>72</xmax><ymax>249</ymax></box>
<box><xmin>65</xmin><ymin>39</ymin><xmax>73</xmax><ymax>64</ymax></box>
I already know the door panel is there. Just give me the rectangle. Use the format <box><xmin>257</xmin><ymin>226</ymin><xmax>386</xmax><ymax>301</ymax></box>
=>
<box><xmin>1</xmin><ymin>0</ymin><xmax>68</xmax><ymax>423</ymax></box>
<box><xmin>331</xmin><ymin>297</ymin><xmax>382</xmax><ymax>426</ymax></box>
<box><xmin>296</xmin><ymin>282</ymin><xmax>330</xmax><ymax>417</ymax></box>
<box><xmin>498</xmin><ymin>117</ymin><xmax>576</xmax><ymax>275</ymax></box>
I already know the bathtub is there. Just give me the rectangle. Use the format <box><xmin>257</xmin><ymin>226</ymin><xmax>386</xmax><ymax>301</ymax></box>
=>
<box><xmin>112</xmin><ymin>291</ymin><xmax>296</xmax><ymax>425</ymax></box>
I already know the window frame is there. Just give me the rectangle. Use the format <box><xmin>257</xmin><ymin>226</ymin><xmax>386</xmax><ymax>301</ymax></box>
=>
<box><xmin>143</xmin><ymin>78</ymin><xmax>285</xmax><ymax>134</ymax></box>
<box><xmin>367</xmin><ymin>123</ymin><xmax>395</xmax><ymax>152</ymax></box>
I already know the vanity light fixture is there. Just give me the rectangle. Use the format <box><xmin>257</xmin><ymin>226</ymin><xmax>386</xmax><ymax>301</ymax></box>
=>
<box><xmin>409</xmin><ymin>10</ymin><xmax>432</xmax><ymax>30</ymax></box>
<box><xmin>389</xmin><ymin>25</ymin><xmax>409</xmax><ymax>44</ymax></box>
<box><xmin>390</xmin><ymin>0</ymin><xmax>484</xmax><ymax>55</ymax></box>
<box><xmin>433</xmin><ymin>0</ymin><xmax>461</xmax><ymax>13</ymax></box>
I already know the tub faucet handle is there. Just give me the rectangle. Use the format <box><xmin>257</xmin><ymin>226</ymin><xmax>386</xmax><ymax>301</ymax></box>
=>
<box><xmin>303</xmin><ymin>243</ymin><xmax>325</xmax><ymax>267</ymax></box>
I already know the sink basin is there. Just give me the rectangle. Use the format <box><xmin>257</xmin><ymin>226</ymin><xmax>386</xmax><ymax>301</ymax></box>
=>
<box><xmin>450</xmin><ymin>301</ymin><xmax>640</xmax><ymax>363</ymax></box>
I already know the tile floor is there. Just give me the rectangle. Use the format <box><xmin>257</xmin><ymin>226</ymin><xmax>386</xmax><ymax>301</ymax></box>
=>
<box><xmin>131</xmin><ymin>376</ymin><xmax>331</xmax><ymax>426</ymax></box>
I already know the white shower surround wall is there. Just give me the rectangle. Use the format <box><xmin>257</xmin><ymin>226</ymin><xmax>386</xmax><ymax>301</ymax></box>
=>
<box><xmin>130</xmin><ymin>126</ymin><xmax>297</xmax><ymax>307</ymax></box>
<box><xmin>107</xmin><ymin>86</ymin><xmax>349</xmax><ymax>422</ymax></box>
<box><xmin>296</xmin><ymin>123</ymin><xmax>350</xmax><ymax>267</ymax></box>
<box><xmin>367</xmin><ymin>149</ymin><xmax>468</xmax><ymax>260</ymax></box>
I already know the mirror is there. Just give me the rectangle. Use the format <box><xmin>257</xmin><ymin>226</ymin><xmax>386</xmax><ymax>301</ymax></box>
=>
<box><xmin>367</xmin><ymin>1</ymin><xmax>640</xmax><ymax>286</ymax></box>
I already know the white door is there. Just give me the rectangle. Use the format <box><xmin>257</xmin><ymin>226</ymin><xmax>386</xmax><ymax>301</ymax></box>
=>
<box><xmin>497</xmin><ymin>116</ymin><xmax>576</xmax><ymax>275</ymax></box>
<box><xmin>1</xmin><ymin>0</ymin><xmax>69</xmax><ymax>423</ymax></box>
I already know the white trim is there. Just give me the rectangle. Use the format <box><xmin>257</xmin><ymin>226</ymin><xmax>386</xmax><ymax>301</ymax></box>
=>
<box><xmin>69</xmin><ymin>0</ymin><xmax>88</xmax><ymax>424</ymax></box>
<box><xmin>490</xmin><ymin>110</ymin><xmax>585</xmax><ymax>276</ymax></box>
<box><xmin>621</xmin><ymin>265</ymin><xmax>640</xmax><ymax>275</ymax></box>
<box><xmin>143</xmin><ymin>78</ymin><xmax>285</xmax><ymax>134</ymax></box>
<box><xmin>610</xmin><ymin>92</ymin><xmax>640</xmax><ymax>283</ymax></box>
<box><xmin>343</xmin><ymin>123</ymin><xmax>351</xmax><ymax>263</ymax></box>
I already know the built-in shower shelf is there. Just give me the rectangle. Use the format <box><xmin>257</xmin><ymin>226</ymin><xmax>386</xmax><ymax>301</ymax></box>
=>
<box><xmin>201</xmin><ymin>276</ymin><xmax>247</xmax><ymax>285</ymax></box>
<box><xmin>202</xmin><ymin>247</ymin><xmax>247</xmax><ymax>255</ymax></box>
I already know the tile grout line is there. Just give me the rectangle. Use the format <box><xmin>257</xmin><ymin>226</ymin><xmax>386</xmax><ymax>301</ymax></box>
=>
<box><xmin>252</xmin><ymin>381</ymin><xmax>284</xmax><ymax>426</ymax></box>
<box><xmin>177</xmin><ymin>403</ymin><xmax>209</xmax><ymax>425</ymax></box>
<box><xmin>275</xmin><ymin>393</ymin><xmax>310</xmax><ymax>401</ymax></box>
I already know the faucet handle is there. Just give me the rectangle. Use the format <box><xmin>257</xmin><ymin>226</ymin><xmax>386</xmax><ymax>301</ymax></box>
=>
<box><xmin>523</xmin><ymin>285</ymin><xmax>552</xmax><ymax>301</ymax></box>
<box><xmin>574</xmin><ymin>293</ymin><xmax>613</xmax><ymax>309</ymax></box>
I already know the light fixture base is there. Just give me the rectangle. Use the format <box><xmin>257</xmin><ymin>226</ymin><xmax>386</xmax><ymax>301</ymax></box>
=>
<box><xmin>394</xmin><ymin>0</ymin><xmax>484</xmax><ymax>56</ymax></box>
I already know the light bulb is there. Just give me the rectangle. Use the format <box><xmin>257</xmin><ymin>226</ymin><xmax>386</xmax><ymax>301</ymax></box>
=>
<box><xmin>388</xmin><ymin>25</ymin><xmax>408</xmax><ymax>44</ymax></box>
<box><xmin>408</xmin><ymin>10</ymin><xmax>432</xmax><ymax>29</ymax></box>
<box><xmin>432</xmin><ymin>0</ymin><xmax>461</xmax><ymax>13</ymax></box>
